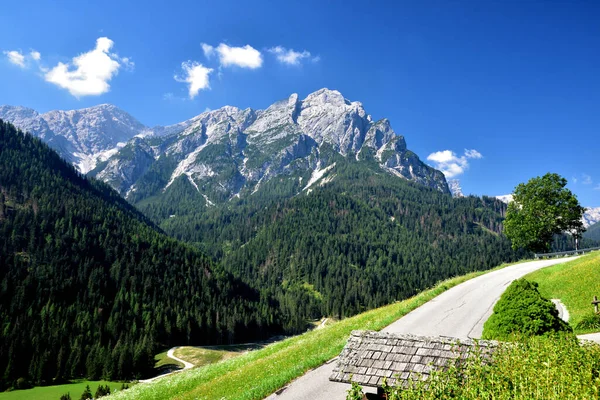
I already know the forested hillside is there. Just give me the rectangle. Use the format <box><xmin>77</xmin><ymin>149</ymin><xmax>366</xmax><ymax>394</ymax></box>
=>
<box><xmin>138</xmin><ymin>159</ymin><xmax>524</xmax><ymax>333</ymax></box>
<box><xmin>583</xmin><ymin>221</ymin><xmax>600</xmax><ymax>241</ymax></box>
<box><xmin>0</xmin><ymin>120</ymin><xmax>280</xmax><ymax>389</ymax></box>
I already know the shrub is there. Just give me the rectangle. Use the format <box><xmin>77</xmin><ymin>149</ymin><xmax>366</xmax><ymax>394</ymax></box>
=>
<box><xmin>346</xmin><ymin>380</ymin><xmax>365</xmax><ymax>400</ymax></box>
<box><xmin>60</xmin><ymin>393</ymin><xmax>72</xmax><ymax>400</ymax></box>
<box><xmin>14</xmin><ymin>377</ymin><xmax>33</xmax><ymax>390</ymax></box>
<box><xmin>482</xmin><ymin>278</ymin><xmax>571</xmax><ymax>340</ymax></box>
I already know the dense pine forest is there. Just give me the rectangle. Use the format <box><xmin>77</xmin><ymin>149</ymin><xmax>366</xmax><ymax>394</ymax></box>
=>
<box><xmin>137</xmin><ymin>160</ymin><xmax>525</xmax><ymax>333</ymax></box>
<box><xmin>0</xmin><ymin>120</ymin><xmax>280</xmax><ymax>389</ymax></box>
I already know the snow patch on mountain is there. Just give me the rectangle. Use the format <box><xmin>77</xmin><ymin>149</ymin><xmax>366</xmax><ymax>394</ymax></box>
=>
<box><xmin>304</xmin><ymin>163</ymin><xmax>336</xmax><ymax>191</ymax></box>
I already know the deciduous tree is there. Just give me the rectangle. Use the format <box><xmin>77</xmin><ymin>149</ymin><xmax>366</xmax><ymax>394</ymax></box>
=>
<box><xmin>504</xmin><ymin>173</ymin><xmax>585</xmax><ymax>252</ymax></box>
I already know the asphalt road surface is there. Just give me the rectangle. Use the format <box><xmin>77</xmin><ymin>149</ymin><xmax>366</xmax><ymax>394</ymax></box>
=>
<box><xmin>266</xmin><ymin>257</ymin><xmax>576</xmax><ymax>400</ymax></box>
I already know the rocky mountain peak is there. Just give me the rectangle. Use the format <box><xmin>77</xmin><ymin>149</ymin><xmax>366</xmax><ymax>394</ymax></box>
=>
<box><xmin>0</xmin><ymin>103</ymin><xmax>147</xmax><ymax>173</ymax></box>
<box><xmin>287</xmin><ymin>93</ymin><xmax>299</xmax><ymax>106</ymax></box>
<box><xmin>0</xmin><ymin>105</ymin><xmax>39</xmax><ymax>120</ymax></box>
<box><xmin>447</xmin><ymin>179</ymin><xmax>464</xmax><ymax>197</ymax></box>
<box><xmin>583</xmin><ymin>207</ymin><xmax>600</xmax><ymax>228</ymax></box>
<box><xmin>304</xmin><ymin>88</ymin><xmax>350</xmax><ymax>106</ymax></box>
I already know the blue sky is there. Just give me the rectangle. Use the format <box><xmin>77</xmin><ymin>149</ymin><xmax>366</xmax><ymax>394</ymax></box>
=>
<box><xmin>1</xmin><ymin>0</ymin><xmax>599</xmax><ymax>206</ymax></box>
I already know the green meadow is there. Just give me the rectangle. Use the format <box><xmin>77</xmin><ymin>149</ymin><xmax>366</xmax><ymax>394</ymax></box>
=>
<box><xmin>0</xmin><ymin>380</ymin><xmax>130</xmax><ymax>400</ymax></box>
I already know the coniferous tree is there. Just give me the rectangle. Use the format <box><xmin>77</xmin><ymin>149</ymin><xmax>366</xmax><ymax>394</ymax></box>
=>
<box><xmin>79</xmin><ymin>385</ymin><xmax>92</xmax><ymax>400</ymax></box>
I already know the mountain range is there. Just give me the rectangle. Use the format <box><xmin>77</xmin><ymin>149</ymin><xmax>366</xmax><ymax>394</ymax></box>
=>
<box><xmin>0</xmin><ymin>89</ymin><xmax>449</xmax><ymax>206</ymax></box>
<box><xmin>2</xmin><ymin>90</ymin><xmax>594</xmax><ymax>233</ymax></box>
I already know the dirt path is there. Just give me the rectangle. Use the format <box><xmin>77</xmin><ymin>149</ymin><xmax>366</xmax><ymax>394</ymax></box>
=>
<box><xmin>167</xmin><ymin>347</ymin><xmax>194</xmax><ymax>370</ymax></box>
<box><xmin>138</xmin><ymin>346</ymin><xmax>194</xmax><ymax>383</ymax></box>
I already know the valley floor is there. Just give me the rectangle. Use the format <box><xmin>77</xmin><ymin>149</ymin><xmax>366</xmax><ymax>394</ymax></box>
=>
<box><xmin>0</xmin><ymin>380</ymin><xmax>130</xmax><ymax>400</ymax></box>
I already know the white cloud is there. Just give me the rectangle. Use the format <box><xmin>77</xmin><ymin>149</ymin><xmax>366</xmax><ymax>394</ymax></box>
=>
<box><xmin>427</xmin><ymin>150</ymin><xmax>457</xmax><ymax>164</ymax></box>
<box><xmin>572</xmin><ymin>177</ymin><xmax>578</xmax><ymax>184</ymax></box>
<box><xmin>4</xmin><ymin>50</ymin><xmax>26</xmax><ymax>67</ymax></box>
<box><xmin>201</xmin><ymin>43</ymin><xmax>214</xmax><ymax>58</ymax></box>
<box><xmin>268</xmin><ymin>46</ymin><xmax>316</xmax><ymax>65</ymax></box>
<box><xmin>119</xmin><ymin>57</ymin><xmax>135</xmax><ymax>71</ymax></box>
<box><xmin>174</xmin><ymin>61</ymin><xmax>213</xmax><ymax>99</ymax></box>
<box><xmin>4</xmin><ymin>49</ymin><xmax>43</xmax><ymax>68</ymax></box>
<box><xmin>216</xmin><ymin>43</ymin><xmax>262</xmax><ymax>69</ymax></box>
<box><xmin>201</xmin><ymin>43</ymin><xmax>263</xmax><ymax>69</ymax></box>
<box><xmin>44</xmin><ymin>37</ymin><xmax>131</xmax><ymax>97</ymax></box>
<box><xmin>582</xmin><ymin>174</ymin><xmax>593</xmax><ymax>185</ymax></box>
<box><xmin>464</xmin><ymin>149</ymin><xmax>483</xmax><ymax>159</ymax></box>
<box><xmin>427</xmin><ymin>148</ymin><xmax>483</xmax><ymax>178</ymax></box>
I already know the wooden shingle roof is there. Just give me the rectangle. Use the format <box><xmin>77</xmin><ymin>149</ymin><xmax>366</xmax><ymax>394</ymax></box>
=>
<box><xmin>330</xmin><ymin>330</ymin><xmax>497</xmax><ymax>388</ymax></box>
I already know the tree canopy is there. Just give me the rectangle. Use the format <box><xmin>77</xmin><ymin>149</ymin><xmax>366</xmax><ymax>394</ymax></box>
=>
<box><xmin>504</xmin><ymin>173</ymin><xmax>585</xmax><ymax>252</ymax></box>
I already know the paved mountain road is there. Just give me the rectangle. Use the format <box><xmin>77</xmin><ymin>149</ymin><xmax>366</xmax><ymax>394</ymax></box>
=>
<box><xmin>266</xmin><ymin>257</ymin><xmax>577</xmax><ymax>400</ymax></box>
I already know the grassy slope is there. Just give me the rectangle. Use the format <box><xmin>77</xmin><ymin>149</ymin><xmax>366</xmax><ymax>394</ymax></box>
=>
<box><xmin>0</xmin><ymin>381</ymin><xmax>128</xmax><ymax>400</ymax></box>
<box><xmin>173</xmin><ymin>344</ymin><xmax>263</xmax><ymax>369</ymax></box>
<box><xmin>525</xmin><ymin>251</ymin><xmax>600</xmax><ymax>333</ymax></box>
<box><xmin>109</xmin><ymin>262</ymin><xmax>518</xmax><ymax>400</ymax></box>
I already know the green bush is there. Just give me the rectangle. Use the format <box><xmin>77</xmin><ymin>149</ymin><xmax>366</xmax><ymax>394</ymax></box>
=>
<box><xmin>346</xmin><ymin>380</ymin><xmax>364</xmax><ymax>400</ymax></box>
<box><xmin>14</xmin><ymin>377</ymin><xmax>33</xmax><ymax>390</ymax></box>
<box><xmin>482</xmin><ymin>278</ymin><xmax>571</xmax><ymax>340</ymax></box>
